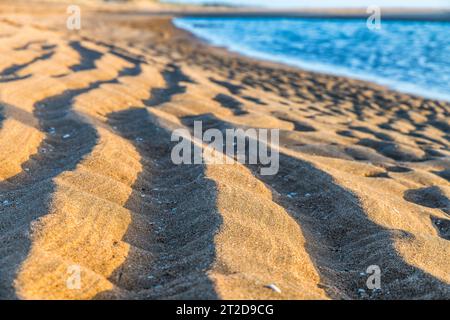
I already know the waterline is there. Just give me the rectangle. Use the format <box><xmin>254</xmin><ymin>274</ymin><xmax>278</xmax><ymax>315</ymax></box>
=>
<box><xmin>174</xmin><ymin>17</ymin><xmax>450</xmax><ymax>102</ymax></box>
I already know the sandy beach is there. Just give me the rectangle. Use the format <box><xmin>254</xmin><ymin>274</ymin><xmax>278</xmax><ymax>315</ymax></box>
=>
<box><xmin>0</xmin><ymin>1</ymin><xmax>449</xmax><ymax>300</ymax></box>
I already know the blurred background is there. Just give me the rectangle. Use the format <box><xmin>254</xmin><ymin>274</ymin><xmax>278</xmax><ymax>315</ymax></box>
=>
<box><xmin>162</xmin><ymin>0</ymin><xmax>450</xmax><ymax>9</ymax></box>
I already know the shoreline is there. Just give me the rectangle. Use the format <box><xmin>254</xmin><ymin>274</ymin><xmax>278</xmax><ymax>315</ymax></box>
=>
<box><xmin>109</xmin><ymin>7</ymin><xmax>450</xmax><ymax>22</ymax></box>
<box><xmin>173</xmin><ymin>17</ymin><xmax>450</xmax><ymax>103</ymax></box>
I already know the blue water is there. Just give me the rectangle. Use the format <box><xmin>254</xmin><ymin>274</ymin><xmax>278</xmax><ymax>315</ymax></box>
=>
<box><xmin>174</xmin><ymin>17</ymin><xmax>450</xmax><ymax>101</ymax></box>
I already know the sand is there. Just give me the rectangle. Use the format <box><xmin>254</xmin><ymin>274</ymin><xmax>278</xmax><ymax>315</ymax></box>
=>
<box><xmin>0</xmin><ymin>1</ymin><xmax>448</xmax><ymax>300</ymax></box>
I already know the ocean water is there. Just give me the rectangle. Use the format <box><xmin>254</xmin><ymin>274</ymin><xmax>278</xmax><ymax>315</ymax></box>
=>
<box><xmin>174</xmin><ymin>17</ymin><xmax>450</xmax><ymax>101</ymax></box>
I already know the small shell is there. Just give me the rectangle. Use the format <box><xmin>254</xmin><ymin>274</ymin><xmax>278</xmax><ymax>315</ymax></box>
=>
<box><xmin>266</xmin><ymin>283</ymin><xmax>281</xmax><ymax>293</ymax></box>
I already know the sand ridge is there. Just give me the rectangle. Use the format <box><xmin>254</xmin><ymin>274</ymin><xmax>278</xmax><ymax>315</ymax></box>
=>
<box><xmin>0</xmin><ymin>2</ymin><xmax>448</xmax><ymax>299</ymax></box>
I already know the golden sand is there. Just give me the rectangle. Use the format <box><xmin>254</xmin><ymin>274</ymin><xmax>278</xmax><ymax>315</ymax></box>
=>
<box><xmin>0</xmin><ymin>1</ymin><xmax>448</xmax><ymax>299</ymax></box>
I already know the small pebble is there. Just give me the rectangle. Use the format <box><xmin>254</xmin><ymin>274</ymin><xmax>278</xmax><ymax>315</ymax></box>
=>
<box><xmin>136</xmin><ymin>137</ymin><xmax>143</xmax><ymax>142</ymax></box>
<box><xmin>62</xmin><ymin>134</ymin><xmax>71</xmax><ymax>139</ymax></box>
<box><xmin>287</xmin><ymin>192</ymin><xmax>297</xmax><ymax>198</ymax></box>
<box><xmin>265</xmin><ymin>283</ymin><xmax>281</xmax><ymax>293</ymax></box>
<box><xmin>305</xmin><ymin>193</ymin><xmax>311</xmax><ymax>197</ymax></box>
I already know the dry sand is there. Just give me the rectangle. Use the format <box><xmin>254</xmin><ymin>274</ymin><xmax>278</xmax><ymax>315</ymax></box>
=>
<box><xmin>0</xmin><ymin>1</ymin><xmax>449</xmax><ymax>299</ymax></box>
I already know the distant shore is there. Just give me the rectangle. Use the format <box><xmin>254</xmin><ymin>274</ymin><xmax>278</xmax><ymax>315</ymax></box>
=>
<box><xmin>110</xmin><ymin>7</ymin><xmax>450</xmax><ymax>21</ymax></box>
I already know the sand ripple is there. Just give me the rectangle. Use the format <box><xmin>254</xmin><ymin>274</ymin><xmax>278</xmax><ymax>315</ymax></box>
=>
<box><xmin>0</xmin><ymin>4</ymin><xmax>448</xmax><ymax>299</ymax></box>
